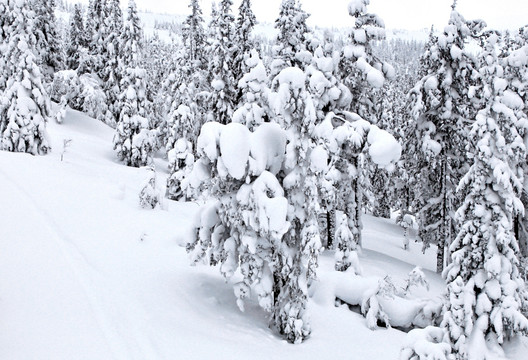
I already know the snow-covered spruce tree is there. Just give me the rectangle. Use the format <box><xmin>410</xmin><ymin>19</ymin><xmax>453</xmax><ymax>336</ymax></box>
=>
<box><xmin>270</xmin><ymin>0</ymin><xmax>310</xmax><ymax>78</ymax></box>
<box><xmin>101</xmin><ymin>0</ymin><xmax>124</xmax><ymax>126</ymax></box>
<box><xmin>206</xmin><ymin>0</ymin><xmax>237</xmax><ymax>125</ymax></box>
<box><xmin>166</xmin><ymin>137</ymin><xmax>195</xmax><ymax>201</ymax></box>
<box><xmin>187</xmin><ymin>68</ymin><xmax>323</xmax><ymax>344</ymax></box>
<box><xmin>66</xmin><ymin>4</ymin><xmax>86</xmax><ymax>70</ymax></box>
<box><xmin>339</xmin><ymin>0</ymin><xmax>394</xmax><ymax>125</ymax></box>
<box><xmin>0</xmin><ymin>0</ymin><xmax>50</xmax><ymax>155</ymax></box>
<box><xmin>182</xmin><ymin>0</ymin><xmax>206</xmax><ymax>69</ymax></box>
<box><xmin>113</xmin><ymin>0</ymin><xmax>154</xmax><ymax>167</ymax></box>
<box><xmin>313</xmin><ymin>113</ymin><xmax>400</xmax><ymax>271</ymax></box>
<box><xmin>304</xmin><ymin>45</ymin><xmax>352</xmax><ymax>248</ymax></box>
<box><xmin>120</xmin><ymin>0</ymin><xmax>142</xmax><ymax>70</ymax></box>
<box><xmin>113</xmin><ymin>67</ymin><xmax>155</xmax><ymax>167</ymax></box>
<box><xmin>268</xmin><ymin>67</ymin><xmax>322</xmax><ymax>343</ymax></box>
<box><xmin>409</xmin><ymin>4</ymin><xmax>483</xmax><ymax>273</ymax></box>
<box><xmin>232</xmin><ymin>50</ymin><xmax>270</xmax><ymax>131</ymax></box>
<box><xmin>504</xmin><ymin>31</ymin><xmax>528</xmax><ymax>261</ymax></box>
<box><xmin>83</xmin><ymin>0</ymin><xmax>108</xmax><ymax>77</ymax></box>
<box><xmin>233</xmin><ymin>0</ymin><xmax>256</xmax><ymax>103</ymax></box>
<box><xmin>443</xmin><ymin>32</ymin><xmax>528</xmax><ymax>358</ymax></box>
<box><xmin>32</xmin><ymin>0</ymin><xmax>63</xmax><ymax>81</ymax></box>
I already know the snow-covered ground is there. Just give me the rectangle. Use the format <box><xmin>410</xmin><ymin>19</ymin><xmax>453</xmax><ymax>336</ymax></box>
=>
<box><xmin>0</xmin><ymin>110</ymin><xmax>526</xmax><ymax>359</ymax></box>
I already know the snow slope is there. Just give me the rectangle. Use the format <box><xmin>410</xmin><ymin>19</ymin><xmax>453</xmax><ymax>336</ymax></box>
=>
<box><xmin>0</xmin><ymin>109</ymin><xmax>526</xmax><ymax>359</ymax></box>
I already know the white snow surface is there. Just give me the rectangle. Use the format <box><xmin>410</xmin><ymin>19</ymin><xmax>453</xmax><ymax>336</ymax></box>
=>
<box><xmin>0</xmin><ymin>108</ymin><xmax>526</xmax><ymax>359</ymax></box>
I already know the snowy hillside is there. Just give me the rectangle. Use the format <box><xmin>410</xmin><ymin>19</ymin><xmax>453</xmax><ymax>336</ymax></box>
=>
<box><xmin>3</xmin><ymin>108</ymin><xmax>519</xmax><ymax>359</ymax></box>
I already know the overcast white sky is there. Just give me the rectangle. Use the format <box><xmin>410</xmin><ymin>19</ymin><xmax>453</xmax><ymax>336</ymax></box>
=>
<box><xmin>79</xmin><ymin>0</ymin><xmax>528</xmax><ymax>31</ymax></box>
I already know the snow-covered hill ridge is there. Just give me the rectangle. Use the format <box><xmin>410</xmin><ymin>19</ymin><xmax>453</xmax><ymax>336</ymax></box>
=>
<box><xmin>0</xmin><ymin>109</ymin><xmax>526</xmax><ymax>359</ymax></box>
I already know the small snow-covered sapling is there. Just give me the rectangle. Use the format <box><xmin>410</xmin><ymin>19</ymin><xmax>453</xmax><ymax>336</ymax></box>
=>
<box><xmin>139</xmin><ymin>166</ymin><xmax>160</xmax><ymax>209</ymax></box>
<box><xmin>60</xmin><ymin>139</ymin><xmax>73</xmax><ymax>162</ymax></box>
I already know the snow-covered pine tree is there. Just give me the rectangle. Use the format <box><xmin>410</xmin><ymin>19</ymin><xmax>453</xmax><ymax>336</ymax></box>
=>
<box><xmin>102</xmin><ymin>0</ymin><xmax>124</xmax><ymax>126</ymax></box>
<box><xmin>187</xmin><ymin>68</ymin><xmax>321</xmax><ymax>342</ymax></box>
<box><xmin>504</xmin><ymin>29</ymin><xmax>528</xmax><ymax>261</ymax></box>
<box><xmin>113</xmin><ymin>0</ymin><xmax>154</xmax><ymax>167</ymax></box>
<box><xmin>0</xmin><ymin>0</ymin><xmax>50</xmax><ymax>155</ymax></box>
<box><xmin>113</xmin><ymin>67</ymin><xmax>155</xmax><ymax>167</ymax></box>
<box><xmin>232</xmin><ymin>50</ymin><xmax>270</xmax><ymax>131</ymax></box>
<box><xmin>84</xmin><ymin>0</ymin><xmax>109</xmax><ymax>77</ymax></box>
<box><xmin>443</xmin><ymin>31</ymin><xmax>528</xmax><ymax>358</ymax></box>
<box><xmin>120</xmin><ymin>0</ymin><xmax>142</xmax><ymax>70</ymax></box>
<box><xmin>270</xmin><ymin>0</ymin><xmax>310</xmax><ymax>78</ymax></box>
<box><xmin>32</xmin><ymin>0</ymin><xmax>63</xmax><ymax>81</ymax></box>
<box><xmin>409</xmin><ymin>3</ymin><xmax>483</xmax><ymax>273</ymax></box>
<box><xmin>182</xmin><ymin>0</ymin><xmax>206</xmax><ymax>69</ymax></box>
<box><xmin>206</xmin><ymin>0</ymin><xmax>237</xmax><ymax>125</ymax></box>
<box><xmin>66</xmin><ymin>4</ymin><xmax>86</xmax><ymax>70</ymax></box>
<box><xmin>339</xmin><ymin>0</ymin><xmax>394</xmax><ymax>125</ymax></box>
<box><xmin>233</xmin><ymin>0</ymin><xmax>257</xmax><ymax>104</ymax></box>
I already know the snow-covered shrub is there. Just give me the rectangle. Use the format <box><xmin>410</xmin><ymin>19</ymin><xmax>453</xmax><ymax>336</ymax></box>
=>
<box><xmin>400</xmin><ymin>326</ymin><xmax>453</xmax><ymax>360</ymax></box>
<box><xmin>404</xmin><ymin>267</ymin><xmax>430</xmax><ymax>295</ymax></box>
<box><xmin>139</xmin><ymin>166</ymin><xmax>160</xmax><ymax>209</ymax></box>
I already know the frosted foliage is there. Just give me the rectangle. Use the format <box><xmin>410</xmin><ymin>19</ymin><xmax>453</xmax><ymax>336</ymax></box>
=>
<box><xmin>0</xmin><ymin>0</ymin><xmax>50</xmax><ymax>155</ymax></box>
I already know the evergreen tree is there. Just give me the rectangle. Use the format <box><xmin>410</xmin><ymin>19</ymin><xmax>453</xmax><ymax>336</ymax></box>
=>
<box><xmin>409</xmin><ymin>4</ymin><xmax>483</xmax><ymax>273</ymax></box>
<box><xmin>271</xmin><ymin>0</ymin><xmax>310</xmax><ymax>78</ymax></box>
<box><xmin>103</xmin><ymin>0</ymin><xmax>124</xmax><ymax>125</ymax></box>
<box><xmin>66</xmin><ymin>4</ymin><xmax>86</xmax><ymax>70</ymax></box>
<box><xmin>339</xmin><ymin>0</ymin><xmax>394</xmax><ymax>124</ymax></box>
<box><xmin>32</xmin><ymin>0</ymin><xmax>63</xmax><ymax>80</ymax></box>
<box><xmin>233</xmin><ymin>0</ymin><xmax>257</xmax><ymax>102</ymax></box>
<box><xmin>443</xmin><ymin>32</ymin><xmax>528</xmax><ymax>358</ymax></box>
<box><xmin>113</xmin><ymin>67</ymin><xmax>155</xmax><ymax>167</ymax></box>
<box><xmin>0</xmin><ymin>0</ymin><xmax>50</xmax><ymax>155</ymax></box>
<box><xmin>120</xmin><ymin>0</ymin><xmax>142</xmax><ymax>69</ymax></box>
<box><xmin>206</xmin><ymin>0</ymin><xmax>237</xmax><ymax>125</ymax></box>
<box><xmin>182</xmin><ymin>0</ymin><xmax>206</xmax><ymax>68</ymax></box>
<box><xmin>232</xmin><ymin>50</ymin><xmax>270</xmax><ymax>131</ymax></box>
